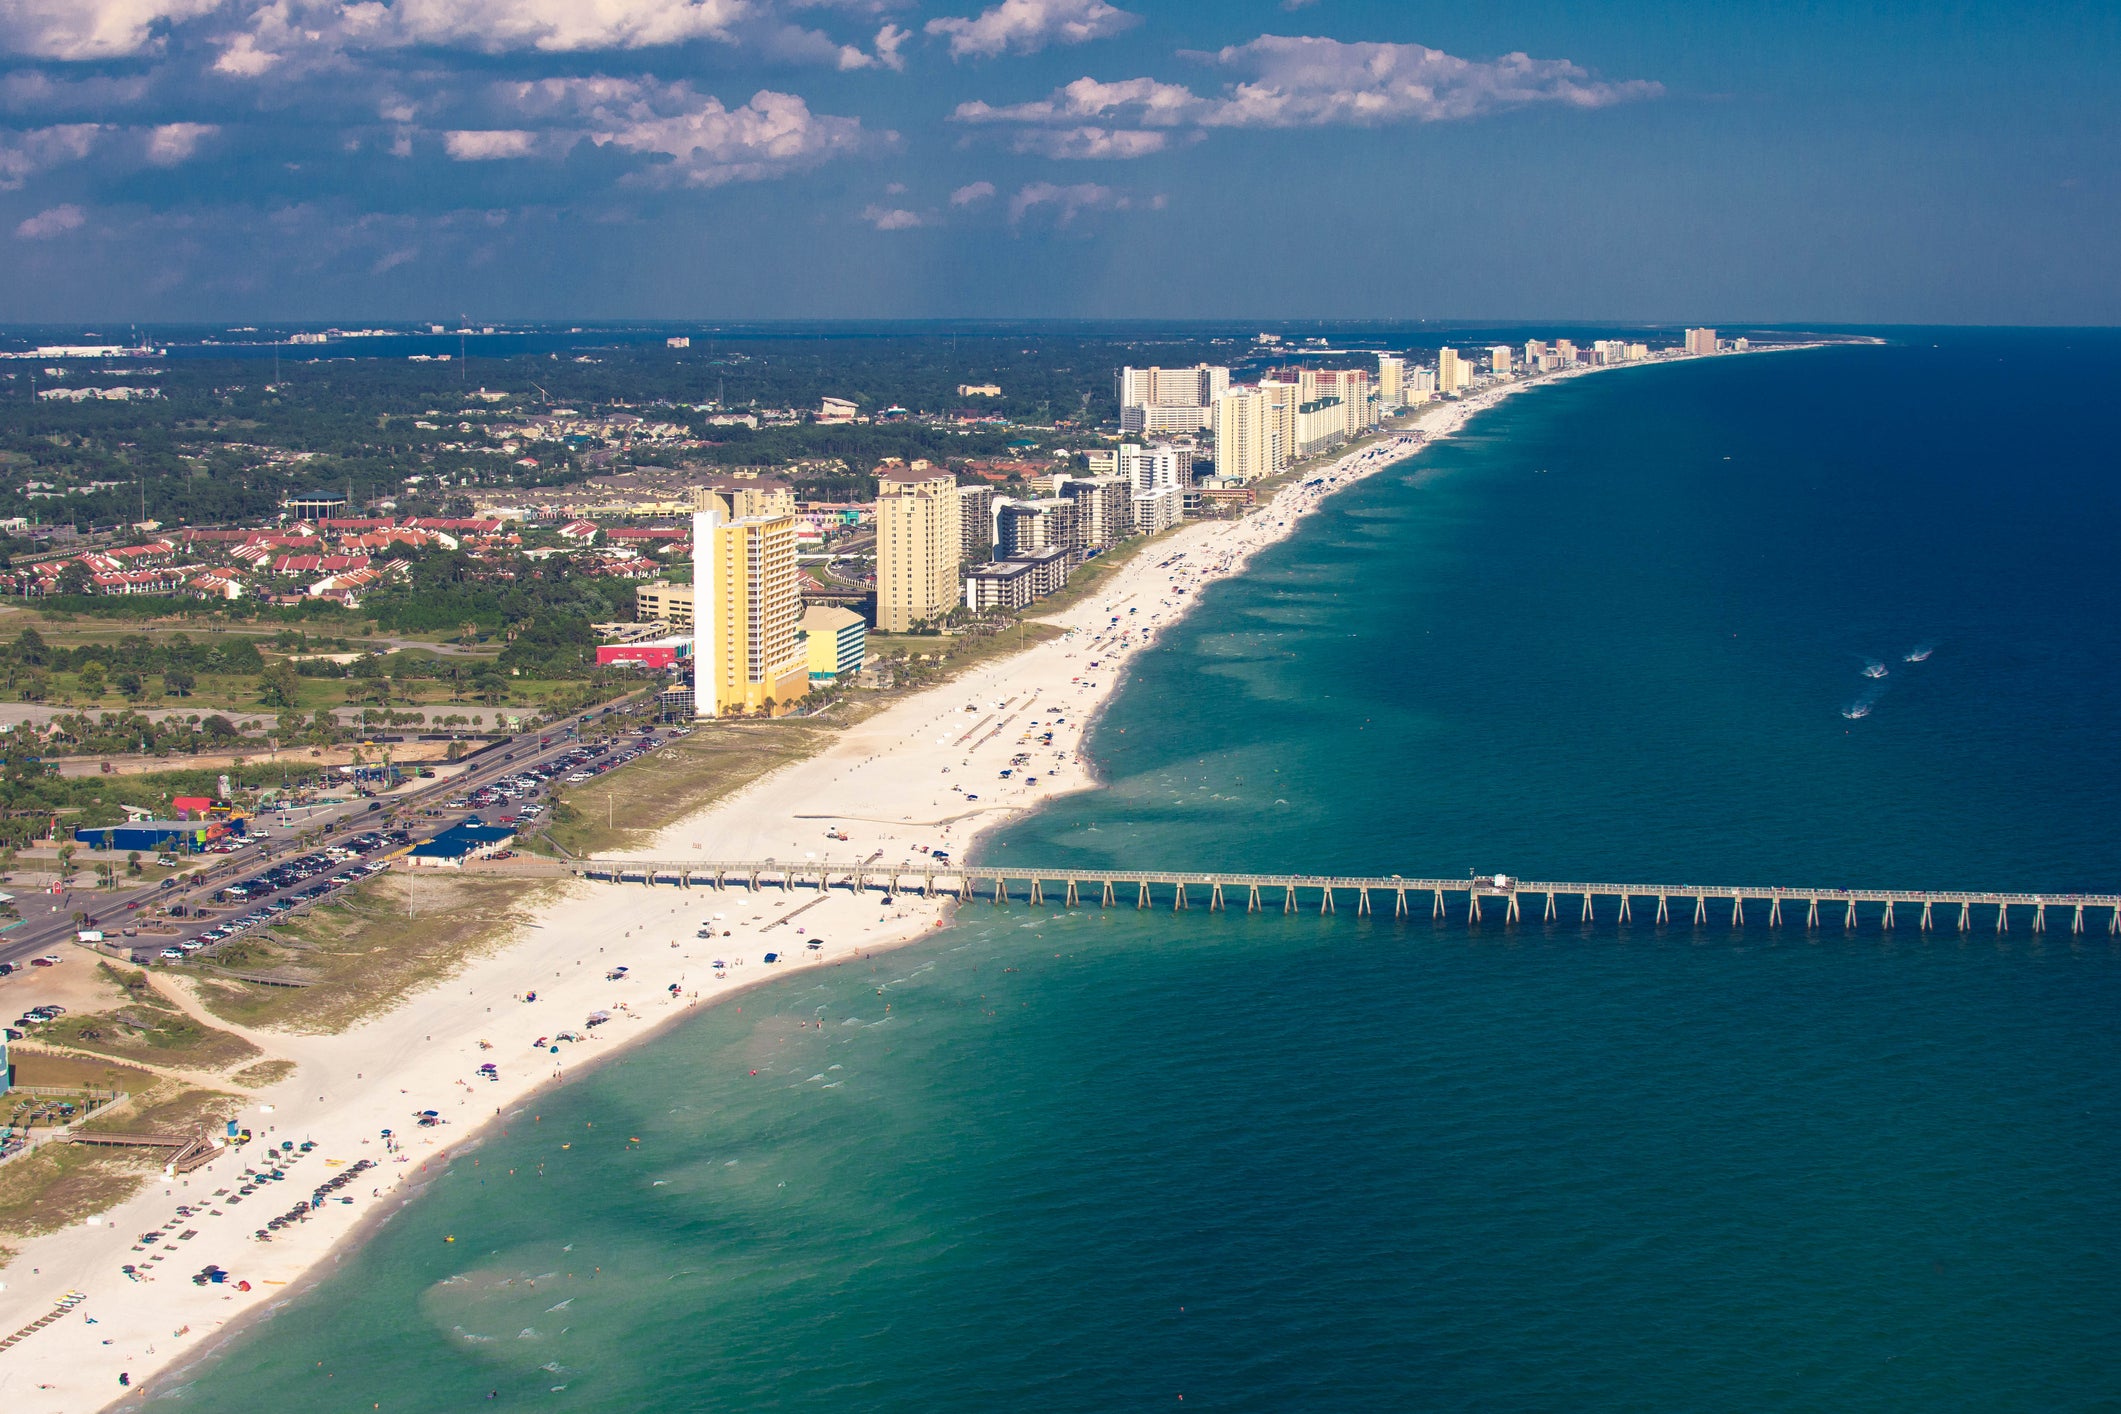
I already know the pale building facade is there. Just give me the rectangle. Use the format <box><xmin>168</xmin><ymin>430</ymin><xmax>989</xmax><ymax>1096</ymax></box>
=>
<box><xmin>1120</xmin><ymin>443</ymin><xmax>1189</xmax><ymax>534</ymax></box>
<box><xmin>874</xmin><ymin>467</ymin><xmax>963</xmax><ymax>631</ymax></box>
<box><xmin>1118</xmin><ymin>364</ymin><xmax>1230</xmax><ymax>434</ymax></box>
<box><xmin>957</xmin><ymin>483</ymin><xmax>996</xmax><ymax>564</ymax></box>
<box><xmin>1438</xmin><ymin>347</ymin><xmax>1474</xmax><ymax>394</ymax></box>
<box><xmin>798</xmin><ymin>605</ymin><xmax>867</xmax><ymax>680</ymax></box>
<box><xmin>1211</xmin><ymin>385</ymin><xmax>1285</xmax><ymax>481</ymax></box>
<box><xmin>1377</xmin><ymin>355</ymin><xmax>1405</xmax><ymax>411</ymax></box>
<box><xmin>636</xmin><ymin>580</ymin><xmax>694</xmax><ymax>630</ymax></box>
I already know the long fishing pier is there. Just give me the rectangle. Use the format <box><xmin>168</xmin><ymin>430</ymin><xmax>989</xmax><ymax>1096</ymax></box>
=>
<box><xmin>532</xmin><ymin>859</ymin><xmax>2121</xmax><ymax>935</ymax></box>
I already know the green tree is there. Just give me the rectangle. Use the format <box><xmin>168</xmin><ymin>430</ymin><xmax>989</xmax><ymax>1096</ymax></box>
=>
<box><xmin>126</xmin><ymin>850</ymin><xmax>143</xmax><ymax>877</ymax></box>
<box><xmin>13</xmin><ymin>627</ymin><xmax>49</xmax><ymax>665</ymax></box>
<box><xmin>115</xmin><ymin>670</ymin><xmax>144</xmax><ymax>700</ymax></box>
<box><xmin>257</xmin><ymin>659</ymin><xmax>302</xmax><ymax>709</ymax></box>
<box><xmin>162</xmin><ymin>667</ymin><xmax>195</xmax><ymax>697</ymax></box>
<box><xmin>77</xmin><ymin>661</ymin><xmax>108</xmax><ymax>697</ymax></box>
<box><xmin>201</xmin><ymin>715</ymin><xmax>237</xmax><ymax>742</ymax></box>
<box><xmin>55</xmin><ymin>561</ymin><xmax>93</xmax><ymax>596</ymax></box>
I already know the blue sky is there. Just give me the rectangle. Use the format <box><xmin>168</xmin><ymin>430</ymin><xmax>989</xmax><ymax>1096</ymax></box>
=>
<box><xmin>0</xmin><ymin>0</ymin><xmax>2113</xmax><ymax>323</ymax></box>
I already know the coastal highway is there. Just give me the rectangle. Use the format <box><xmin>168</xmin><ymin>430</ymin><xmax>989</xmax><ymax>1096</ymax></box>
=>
<box><xmin>0</xmin><ymin>697</ymin><xmax>651</xmax><ymax>975</ymax></box>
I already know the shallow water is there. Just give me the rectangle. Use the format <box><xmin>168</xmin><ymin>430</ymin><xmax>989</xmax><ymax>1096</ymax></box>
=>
<box><xmin>170</xmin><ymin>331</ymin><xmax>2121</xmax><ymax>1411</ymax></box>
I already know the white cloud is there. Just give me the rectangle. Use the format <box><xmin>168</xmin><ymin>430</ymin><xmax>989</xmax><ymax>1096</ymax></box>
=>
<box><xmin>0</xmin><ymin>125</ymin><xmax>103</xmax><ymax>191</ymax></box>
<box><xmin>0</xmin><ymin>0</ymin><xmax>222</xmax><ymax>61</ymax></box>
<box><xmin>955</xmin><ymin>35</ymin><xmax>1660</xmax><ymax>152</ymax></box>
<box><xmin>1007</xmin><ymin>179</ymin><xmax>1127</xmax><ymax>226</ymax></box>
<box><xmin>499</xmin><ymin>78</ymin><xmax>874</xmax><ymax>187</ymax></box>
<box><xmin>1010</xmin><ymin>125</ymin><xmax>1165</xmax><ymax>160</ymax></box>
<box><xmin>205</xmin><ymin>0</ymin><xmax>903</xmax><ymax>75</ymax></box>
<box><xmin>927</xmin><ymin>0</ymin><xmax>1137</xmax><ymax>61</ymax></box>
<box><xmin>145</xmin><ymin>121</ymin><xmax>220</xmax><ymax>164</ymax></box>
<box><xmin>444</xmin><ymin>129</ymin><xmax>541</xmax><ymax>160</ymax></box>
<box><xmin>860</xmin><ymin>203</ymin><xmax>921</xmax><ymax>229</ymax></box>
<box><xmin>954</xmin><ymin>76</ymin><xmax>1201</xmax><ymax>128</ymax></box>
<box><xmin>16</xmin><ymin>203</ymin><xmax>87</xmax><ymax>239</ymax></box>
<box><xmin>950</xmin><ymin>180</ymin><xmax>995</xmax><ymax>205</ymax></box>
<box><xmin>1193</xmin><ymin>35</ymin><xmax>1663</xmax><ymax>125</ymax></box>
<box><xmin>211</xmin><ymin>28</ymin><xmax>282</xmax><ymax>75</ymax></box>
<box><xmin>382</xmin><ymin>0</ymin><xmax>749</xmax><ymax>53</ymax></box>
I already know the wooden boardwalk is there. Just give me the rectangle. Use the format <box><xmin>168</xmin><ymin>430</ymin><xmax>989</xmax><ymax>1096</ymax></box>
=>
<box><xmin>523</xmin><ymin>858</ymin><xmax>2121</xmax><ymax>935</ymax></box>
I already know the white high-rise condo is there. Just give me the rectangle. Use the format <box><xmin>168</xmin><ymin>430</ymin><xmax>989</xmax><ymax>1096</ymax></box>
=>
<box><xmin>1118</xmin><ymin>364</ymin><xmax>1230</xmax><ymax>434</ymax></box>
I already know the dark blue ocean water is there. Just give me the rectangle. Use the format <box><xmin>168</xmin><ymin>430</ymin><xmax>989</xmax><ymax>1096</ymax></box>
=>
<box><xmin>168</xmin><ymin>332</ymin><xmax>2121</xmax><ymax>1412</ymax></box>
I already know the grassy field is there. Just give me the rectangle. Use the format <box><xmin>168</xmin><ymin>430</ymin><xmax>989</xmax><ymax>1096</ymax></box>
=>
<box><xmin>543</xmin><ymin>719</ymin><xmax>838</xmax><ymax>856</ymax></box>
<box><xmin>0</xmin><ymin>668</ymin><xmax>600</xmax><ymax>719</ymax></box>
<box><xmin>77</xmin><ymin>1078</ymin><xmax>243</xmax><ymax>1137</ymax></box>
<box><xmin>0</xmin><ymin>1144</ymin><xmax>158</xmax><ymax>1246</ymax></box>
<box><xmin>227</xmin><ymin>1058</ymin><xmax>298</xmax><ymax>1088</ymax></box>
<box><xmin>191</xmin><ymin>873</ymin><xmax>560</xmax><ymax>1033</ymax></box>
<box><xmin>5</xmin><ymin>1049</ymin><xmax>157</xmax><ymax>1092</ymax></box>
<box><xmin>34</xmin><ymin>964</ymin><xmax>262</xmax><ymax>1073</ymax></box>
<box><xmin>0</xmin><ymin>1079</ymin><xmax>243</xmax><ymax>1250</ymax></box>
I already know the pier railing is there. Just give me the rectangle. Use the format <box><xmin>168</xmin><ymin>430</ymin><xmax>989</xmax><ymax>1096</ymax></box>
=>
<box><xmin>484</xmin><ymin>857</ymin><xmax>2121</xmax><ymax>935</ymax></box>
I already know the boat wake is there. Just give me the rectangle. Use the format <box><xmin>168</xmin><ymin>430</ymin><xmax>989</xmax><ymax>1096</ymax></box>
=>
<box><xmin>1841</xmin><ymin>702</ymin><xmax>1873</xmax><ymax>720</ymax></box>
<box><xmin>1862</xmin><ymin>659</ymin><xmax>1889</xmax><ymax>679</ymax></box>
<box><xmin>1904</xmin><ymin>643</ymin><xmax>1936</xmax><ymax>663</ymax></box>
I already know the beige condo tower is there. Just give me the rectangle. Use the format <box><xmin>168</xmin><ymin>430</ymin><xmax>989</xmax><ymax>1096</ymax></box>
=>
<box><xmin>874</xmin><ymin>465</ymin><xmax>963</xmax><ymax>632</ymax></box>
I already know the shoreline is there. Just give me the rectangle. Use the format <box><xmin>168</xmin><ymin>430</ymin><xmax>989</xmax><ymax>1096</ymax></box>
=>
<box><xmin>0</xmin><ymin>347</ymin><xmax>1799</xmax><ymax>1412</ymax></box>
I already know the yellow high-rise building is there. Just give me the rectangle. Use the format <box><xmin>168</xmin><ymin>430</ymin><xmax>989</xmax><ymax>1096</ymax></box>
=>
<box><xmin>874</xmin><ymin>466</ymin><xmax>962</xmax><ymax>632</ymax></box>
<box><xmin>690</xmin><ymin>506</ymin><xmax>808</xmax><ymax>717</ymax></box>
<box><xmin>1438</xmin><ymin>347</ymin><xmax>1474</xmax><ymax>394</ymax></box>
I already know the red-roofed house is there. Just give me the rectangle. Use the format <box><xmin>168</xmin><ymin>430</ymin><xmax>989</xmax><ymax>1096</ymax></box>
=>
<box><xmin>190</xmin><ymin>570</ymin><xmax>245</xmax><ymax>601</ymax></box>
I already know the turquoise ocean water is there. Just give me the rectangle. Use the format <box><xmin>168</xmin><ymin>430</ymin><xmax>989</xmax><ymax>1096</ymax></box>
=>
<box><xmin>168</xmin><ymin>332</ymin><xmax>2121</xmax><ymax>1411</ymax></box>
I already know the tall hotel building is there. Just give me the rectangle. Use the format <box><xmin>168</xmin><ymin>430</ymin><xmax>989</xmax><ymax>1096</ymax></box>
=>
<box><xmin>1437</xmin><ymin>347</ymin><xmax>1475</xmax><ymax>394</ymax></box>
<box><xmin>874</xmin><ymin>465</ymin><xmax>963</xmax><ymax>632</ymax></box>
<box><xmin>691</xmin><ymin>491</ymin><xmax>808</xmax><ymax>717</ymax></box>
<box><xmin>1211</xmin><ymin>385</ymin><xmax>1285</xmax><ymax>482</ymax></box>
<box><xmin>1118</xmin><ymin>364</ymin><xmax>1230</xmax><ymax>434</ymax></box>
<box><xmin>1376</xmin><ymin>354</ymin><xmax>1405</xmax><ymax>411</ymax></box>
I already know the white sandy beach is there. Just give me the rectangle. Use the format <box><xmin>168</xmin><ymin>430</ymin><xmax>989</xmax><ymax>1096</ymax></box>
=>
<box><xmin>0</xmin><ymin>357</ymin><xmax>1673</xmax><ymax>1410</ymax></box>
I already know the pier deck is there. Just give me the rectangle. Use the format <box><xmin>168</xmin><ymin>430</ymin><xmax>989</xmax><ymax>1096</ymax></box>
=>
<box><xmin>483</xmin><ymin>857</ymin><xmax>2121</xmax><ymax>934</ymax></box>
